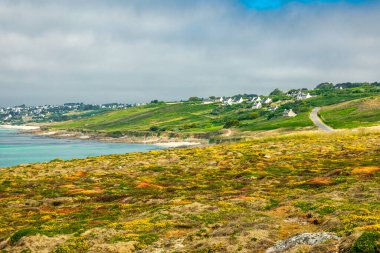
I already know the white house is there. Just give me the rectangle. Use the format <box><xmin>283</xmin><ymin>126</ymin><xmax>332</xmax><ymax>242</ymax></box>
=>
<box><xmin>269</xmin><ymin>106</ymin><xmax>278</xmax><ymax>111</ymax></box>
<box><xmin>232</xmin><ymin>97</ymin><xmax>244</xmax><ymax>104</ymax></box>
<box><xmin>250</xmin><ymin>96</ymin><xmax>261</xmax><ymax>103</ymax></box>
<box><xmin>203</xmin><ymin>97</ymin><xmax>224</xmax><ymax>104</ymax></box>
<box><xmin>252</xmin><ymin>102</ymin><xmax>262</xmax><ymax>109</ymax></box>
<box><xmin>263</xmin><ymin>98</ymin><xmax>272</xmax><ymax>104</ymax></box>
<box><xmin>296</xmin><ymin>92</ymin><xmax>312</xmax><ymax>100</ymax></box>
<box><xmin>223</xmin><ymin>97</ymin><xmax>244</xmax><ymax>105</ymax></box>
<box><xmin>283</xmin><ymin>109</ymin><xmax>297</xmax><ymax>117</ymax></box>
<box><xmin>223</xmin><ymin>97</ymin><xmax>233</xmax><ymax>105</ymax></box>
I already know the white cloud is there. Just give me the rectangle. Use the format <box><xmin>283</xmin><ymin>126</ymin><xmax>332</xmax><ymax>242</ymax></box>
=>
<box><xmin>0</xmin><ymin>0</ymin><xmax>379</xmax><ymax>106</ymax></box>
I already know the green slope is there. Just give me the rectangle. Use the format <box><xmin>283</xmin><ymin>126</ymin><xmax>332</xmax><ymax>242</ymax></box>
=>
<box><xmin>49</xmin><ymin>86</ymin><xmax>380</xmax><ymax>135</ymax></box>
<box><xmin>319</xmin><ymin>96</ymin><xmax>380</xmax><ymax>128</ymax></box>
<box><xmin>51</xmin><ymin>102</ymin><xmax>223</xmax><ymax>133</ymax></box>
<box><xmin>240</xmin><ymin>112</ymin><xmax>313</xmax><ymax>131</ymax></box>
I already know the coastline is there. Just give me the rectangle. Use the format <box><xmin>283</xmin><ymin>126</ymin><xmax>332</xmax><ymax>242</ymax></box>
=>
<box><xmin>23</xmin><ymin>128</ymin><xmax>206</xmax><ymax>148</ymax></box>
<box><xmin>0</xmin><ymin>124</ymin><xmax>40</xmax><ymax>130</ymax></box>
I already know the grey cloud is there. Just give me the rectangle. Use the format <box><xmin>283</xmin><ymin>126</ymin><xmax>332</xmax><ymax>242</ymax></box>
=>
<box><xmin>0</xmin><ymin>0</ymin><xmax>379</xmax><ymax>106</ymax></box>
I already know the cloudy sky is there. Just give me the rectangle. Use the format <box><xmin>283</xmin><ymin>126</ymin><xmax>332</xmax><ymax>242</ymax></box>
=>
<box><xmin>0</xmin><ymin>0</ymin><xmax>379</xmax><ymax>106</ymax></box>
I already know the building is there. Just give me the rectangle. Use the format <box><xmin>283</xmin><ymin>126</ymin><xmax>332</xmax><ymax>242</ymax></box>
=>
<box><xmin>252</xmin><ymin>102</ymin><xmax>262</xmax><ymax>109</ymax></box>
<box><xmin>283</xmin><ymin>109</ymin><xmax>297</xmax><ymax>117</ymax></box>
<box><xmin>269</xmin><ymin>106</ymin><xmax>278</xmax><ymax>111</ymax></box>
<box><xmin>263</xmin><ymin>98</ymin><xmax>272</xmax><ymax>104</ymax></box>
<box><xmin>297</xmin><ymin>93</ymin><xmax>312</xmax><ymax>100</ymax></box>
<box><xmin>250</xmin><ymin>96</ymin><xmax>261</xmax><ymax>103</ymax></box>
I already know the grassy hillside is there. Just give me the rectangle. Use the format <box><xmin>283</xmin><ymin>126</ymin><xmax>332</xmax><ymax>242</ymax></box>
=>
<box><xmin>51</xmin><ymin>102</ymin><xmax>222</xmax><ymax>133</ymax></box>
<box><xmin>50</xmin><ymin>102</ymin><xmax>315</xmax><ymax>136</ymax></box>
<box><xmin>240</xmin><ymin>112</ymin><xmax>313</xmax><ymax>131</ymax></box>
<box><xmin>47</xmin><ymin>84</ymin><xmax>380</xmax><ymax>137</ymax></box>
<box><xmin>0</xmin><ymin>130</ymin><xmax>379</xmax><ymax>252</ymax></box>
<box><xmin>319</xmin><ymin>96</ymin><xmax>380</xmax><ymax>129</ymax></box>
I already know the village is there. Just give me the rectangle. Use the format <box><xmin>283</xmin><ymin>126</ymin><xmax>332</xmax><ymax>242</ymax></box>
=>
<box><xmin>0</xmin><ymin>103</ymin><xmax>134</xmax><ymax>124</ymax></box>
<box><xmin>202</xmin><ymin>89</ymin><xmax>313</xmax><ymax>117</ymax></box>
<box><xmin>0</xmin><ymin>89</ymin><xmax>313</xmax><ymax>125</ymax></box>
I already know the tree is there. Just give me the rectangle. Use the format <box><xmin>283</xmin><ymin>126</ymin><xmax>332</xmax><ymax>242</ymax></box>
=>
<box><xmin>269</xmin><ymin>88</ymin><xmax>284</xmax><ymax>96</ymax></box>
<box><xmin>188</xmin><ymin>97</ymin><xmax>202</xmax><ymax>102</ymax></box>
<box><xmin>316</xmin><ymin>83</ymin><xmax>334</xmax><ymax>90</ymax></box>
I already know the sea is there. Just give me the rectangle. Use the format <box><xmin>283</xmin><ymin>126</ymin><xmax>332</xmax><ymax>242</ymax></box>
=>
<box><xmin>0</xmin><ymin>128</ymin><xmax>162</xmax><ymax>168</ymax></box>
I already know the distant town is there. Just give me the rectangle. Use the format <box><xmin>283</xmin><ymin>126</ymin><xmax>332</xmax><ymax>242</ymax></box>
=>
<box><xmin>0</xmin><ymin>102</ymin><xmax>141</xmax><ymax>124</ymax></box>
<box><xmin>0</xmin><ymin>89</ymin><xmax>313</xmax><ymax>125</ymax></box>
<box><xmin>1</xmin><ymin>82</ymin><xmax>379</xmax><ymax>125</ymax></box>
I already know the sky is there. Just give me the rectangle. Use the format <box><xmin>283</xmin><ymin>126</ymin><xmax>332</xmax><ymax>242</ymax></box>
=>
<box><xmin>0</xmin><ymin>0</ymin><xmax>379</xmax><ymax>106</ymax></box>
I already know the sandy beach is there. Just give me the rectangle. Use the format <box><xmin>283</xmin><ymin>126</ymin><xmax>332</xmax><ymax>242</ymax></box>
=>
<box><xmin>0</xmin><ymin>125</ymin><xmax>40</xmax><ymax>130</ymax></box>
<box><xmin>154</xmin><ymin>141</ymin><xmax>201</xmax><ymax>148</ymax></box>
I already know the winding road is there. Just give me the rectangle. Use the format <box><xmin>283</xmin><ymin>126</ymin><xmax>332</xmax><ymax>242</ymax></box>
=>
<box><xmin>309</xmin><ymin>107</ymin><xmax>334</xmax><ymax>132</ymax></box>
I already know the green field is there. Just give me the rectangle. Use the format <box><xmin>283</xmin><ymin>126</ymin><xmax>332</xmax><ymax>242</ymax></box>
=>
<box><xmin>49</xmin><ymin>85</ymin><xmax>380</xmax><ymax>136</ymax></box>
<box><xmin>319</xmin><ymin>96</ymin><xmax>380</xmax><ymax>129</ymax></box>
<box><xmin>51</xmin><ymin>102</ymin><xmax>223</xmax><ymax>133</ymax></box>
<box><xmin>50</xmin><ymin>101</ymin><xmax>315</xmax><ymax>135</ymax></box>
<box><xmin>240</xmin><ymin>111</ymin><xmax>314</xmax><ymax>131</ymax></box>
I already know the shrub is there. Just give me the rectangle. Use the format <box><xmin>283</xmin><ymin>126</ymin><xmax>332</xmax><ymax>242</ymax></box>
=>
<box><xmin>149</xmin><ymin>126</ymin><xmax>160</xmax><ymax>132</ymax></box>
<box><xmin>10</xmin><ymin>228</ymin><xmax>39</xmax><ymax>245</ymax></box>
<box><xmin>350</xmin><ymin>231</ymin><xmax>380</xmax><ymax>253</ymax></box>
<box><xmin>223</xmin><ymin>120</ymin><xmax>240</xmax><ymax>128</ymax></box>
<box><xmin>54</xmin><ymin>237</ymin><xmax>90</xmax><ymax>253</ymax></box>
<box><xmin>106</xmin><ymin>131</ymin><xmax>124</xmax><ymax>138</ymax></box>
<box><xmin>264</xmin><ymin>199</ymin><xmax>280</xmax><ymax>210</ymax></box>
<box><xmin>249</xmin><ymin>112</ymin><xmax>259</xmax><ymax>119</ymax></box>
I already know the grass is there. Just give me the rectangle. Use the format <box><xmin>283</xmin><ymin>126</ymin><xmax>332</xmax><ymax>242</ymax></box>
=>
<box><xmin>49</xmin><ymin>102</ymin><xmax>316</xmax><ymax>137</ymax></box>
<box><xmin>240</xmin><ymin>112</ymin><xmax>314</xmax><ymax>131</ymax></box>
<box><xmin>308</xmin><ymin>85</ymin><xmax>380</xmax><ymax>107</ymax></box>
<box><xmin>0</xmin><ymin>129</ymin><xmax>379</xmax><ymax>252</ymax></box>
<box><xmin>51</xmin><ymin>102</ymin><xmax>222</xmax><ymax>133</ymax></box>
<box><xmin>319</xmin><ymin>96</ymin><xmax>380</xmax><ymax>128</ymax></box>
<box><xmin>46</xmin><ymin>85</ymin><xmax>380</xmax><ymax>137</ymax></box>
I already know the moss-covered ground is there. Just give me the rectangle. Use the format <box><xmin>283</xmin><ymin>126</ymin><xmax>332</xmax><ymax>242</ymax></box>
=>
<box><xmin>0</xmin><ymin>130</ymin><xmax>379</xmax><ymax>252</ymax></box>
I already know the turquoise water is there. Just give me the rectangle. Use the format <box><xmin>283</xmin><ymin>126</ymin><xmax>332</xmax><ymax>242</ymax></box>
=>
<box><xmin>0</xmin><ymin>128</ymin><xmax>162</xmax><ymax>168</ymax></box>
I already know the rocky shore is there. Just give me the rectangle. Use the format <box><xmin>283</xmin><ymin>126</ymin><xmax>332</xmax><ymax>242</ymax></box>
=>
<box><xmin>23</xmin><ymin>128</ymin><xmax>206</xmax><ymax>148</ymax></box>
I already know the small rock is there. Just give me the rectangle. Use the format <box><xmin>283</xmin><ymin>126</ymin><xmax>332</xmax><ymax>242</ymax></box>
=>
<box><xmin>266</xmin><ymin>232</ymin><xmax>340</xmax><ymax>253</ymax></box>
<box><xmin>81</xmin><ymin>177</ymin><xmax>97</xmax><ymax>183</ymax></box>
<box><xmin>24</xmin><ymin>199</ymin><xmax>41</xmax><ymax>207</ymax></box>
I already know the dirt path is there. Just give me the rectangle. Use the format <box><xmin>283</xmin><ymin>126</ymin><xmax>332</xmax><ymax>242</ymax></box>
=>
<box><xmin>310</xmin><ymin>107</ymin><xmax>334</xmax><ymax>132</ymax></box>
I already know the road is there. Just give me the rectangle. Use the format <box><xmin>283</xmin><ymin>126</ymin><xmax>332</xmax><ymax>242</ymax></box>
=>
<box><xmin>309</xmin><ymin>107</ymin><xmax>334</xmax><ymax>132</ymax></box>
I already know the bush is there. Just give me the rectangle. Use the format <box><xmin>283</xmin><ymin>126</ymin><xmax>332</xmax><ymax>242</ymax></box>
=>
<box><xmin>267</xmin><ymin>113</ymin><xmax>276</xmax><ymax>120</ymax></box>
<box><xmin>149</xmin><ymin>126</ymin><xmax>160</xmax><ymax>132</ymax></box>
<box><xmin>188</xmin><ymin>96</ymin><xmax>202</xmax><ymax>102</ymax></box>
<box><xmin>223</xmin><ymin>120</ymin><xmax>240</xmax><ymax>128</ymax></box>
<box><xmin>237</xmin><ymin>112</ymin><xmax>259</xmax><ymax>121</ymax></box>
<box><xmin>10</xmin><ymin>229</ymin><xmax>39</xmax><ymax>245</ymax></box>
<box><xmin>182</xmin><ymin>123</ymin><xmax>198</xmax><ymax>129</ymax></box>
<box><xmin>350</xmin><ymin>231</ymin><xmax>380</xmax><ymax>253</ymax></box>
<box><xmin>106</xmin><ymin>131</ymin><xmax>124</xmax><ymax>138</ymax></box>
<box><xmin>249</xmin><ymin>112</ymin><xmax>259</xmax><ymax>119</ymax></box>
